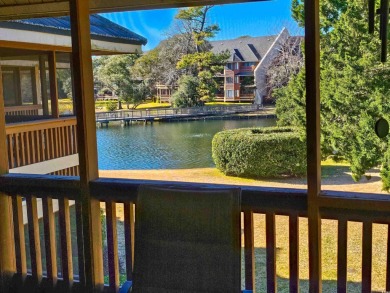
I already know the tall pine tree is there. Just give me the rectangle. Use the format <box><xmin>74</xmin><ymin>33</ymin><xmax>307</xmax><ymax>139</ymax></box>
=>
<box><xmin>276</xmin><ymin>0</ymin><xmax>390</xmax><ymax>188</ymax></box>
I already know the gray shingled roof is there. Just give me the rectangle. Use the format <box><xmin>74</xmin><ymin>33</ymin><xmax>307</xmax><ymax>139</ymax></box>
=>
<box><xmin>0</xmin><ymin>14</ymin><xmax>147</xmax><ymax>46</ymax></box>
<box><xmin>210</xmin><ymin>35</ymin><xmax>277</xmax><ymax>62</ymax></box>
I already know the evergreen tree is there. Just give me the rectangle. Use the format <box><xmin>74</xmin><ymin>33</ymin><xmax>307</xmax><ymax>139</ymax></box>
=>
<box><xmin>276</xmin><ymin>0</ymin><xmax>390</xmax><ymax>187</ymax></box>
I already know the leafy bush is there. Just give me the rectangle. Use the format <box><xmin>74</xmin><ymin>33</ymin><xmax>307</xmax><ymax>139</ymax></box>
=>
<box><xmin>212</xmin><ymin>127</ymin><xmax>306</xmax><ymax>178</ymax></box>
<box><xmin>106</xmin><ymin>101</ymin><xmax>117</xmax><ymax>112</ymax></box>
<box><xmin>381</xmin><ymin>147</ymin><xmax>390</xmax><ymax>192</ymax></box>
<box><xmin>171</xmin><ymin>75</ymin><xmax>202</xmax><ymax>108</ymax></box>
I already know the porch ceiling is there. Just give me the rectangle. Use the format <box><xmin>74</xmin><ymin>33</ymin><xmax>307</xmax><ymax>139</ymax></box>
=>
<box><xmin>0</xmin><ymin>0</ymin><xmax>266</xmax><ymax>20</ymax></box>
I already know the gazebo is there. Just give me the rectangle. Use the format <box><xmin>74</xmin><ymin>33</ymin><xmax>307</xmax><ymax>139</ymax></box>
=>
<box><xmin>0</xmin><ymin>1</ymin><xmax>387</xmax><ymax>293</ymax></box>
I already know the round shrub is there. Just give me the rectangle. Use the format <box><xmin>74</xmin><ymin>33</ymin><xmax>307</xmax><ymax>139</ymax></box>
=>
<box><xmin>106</xmin><ymin>101</ymin><xmax>117</xmax><ymax>112</ymax></box>
<box><xmin>212</xmin><ymin>127</ymin><xmax>306</xmax><ymax>178</ymax></box>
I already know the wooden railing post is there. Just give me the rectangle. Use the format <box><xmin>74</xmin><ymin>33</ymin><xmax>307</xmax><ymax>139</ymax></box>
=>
<box><xmin>244</xmin><ymin>211</ymin><xmax>255</xmax><ymax>292</ymax></box>
<box><xmin>305</xmin><ymin>0</ymin><xmax>322</xmax><ymax>291</ymax></box>
<box><xmin>0</xmin><ymin>65</ymin><xmax>16</xmax><ymax>293</ymax></box>
<box><xmin>70</xmin><ymin>0</ymin><xmax>103</xmax><ymax>292</ymax></box>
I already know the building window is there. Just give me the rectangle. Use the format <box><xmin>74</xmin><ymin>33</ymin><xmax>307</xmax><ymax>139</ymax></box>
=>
<box><xmin>226</xmin><ymin>90</ymin><xmax>234</xmax><ymax>98</ymax></box>
<box><xmin>235</xmin><ymin>76</ymin><xmax>240</xmax><ymax>83</ymax></box>
<box><xmin>20</xmin><ymin>69</ymin><xmax>35</xmax><ymax>105</ymax></box>
<box><xmin>226</xmin><ymin>77</ymin><xmax>233</xmax><ymax>84</ymax></box>
<box><xmin>243</xmin><ymin>62</ymin><xmax>256</xmax><ymax>67</ymax></box>
<box><xmin>227</xmin><ymin>63</ymin><xmax>233</xmax><ymax>70</ymax></box>
<box><xmin>2</xmin><ymin>66</ymin><xmax>37</xmax><ymax>107</ymax></box>
<box><xmin>236</xmin><ymin>90</ymin><xmax>240</xmax><ymax>97</ymax></box>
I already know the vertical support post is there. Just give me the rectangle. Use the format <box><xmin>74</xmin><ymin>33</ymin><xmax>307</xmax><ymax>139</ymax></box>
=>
<box><xmin>0</xmin><ymin>67</ymin><xmax>16</xmax><ymax>293</ymax></box>
<box><xmin>39</xmin><ymin>55</ymin><xmax>49</xmax><ymax>115</ymax></box>
<box><xmin>244</xmin><ymin>211</ymin><xmax>255</xmax><ymax>292</ymax></box>
<box><xmin>48</xmin><ymin>51</ymin><xmax>59</xmax><ymax>118</ymax></box>
<box><xmin>69</xmin><ymin>0</ymin><xmax>103</xmax><ymax>292</ymax></box>
<box><xmin>305</xmin><ymin>0</ymin><xmax>322</xmax><ymax>291</ymax></box>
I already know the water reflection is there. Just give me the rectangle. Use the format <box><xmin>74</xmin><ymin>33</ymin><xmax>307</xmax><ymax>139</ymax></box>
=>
<box><xmin>97</xmin><ymin>118</ymin><xmax>276</xmax><ymax>170</ymax></box>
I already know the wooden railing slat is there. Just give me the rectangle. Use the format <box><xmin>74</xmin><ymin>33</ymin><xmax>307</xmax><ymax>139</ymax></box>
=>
<box><xmin>55</xmin><ymin>127</ymin><xmax>59</xmax><ymax>158</ymax></box>
<box><xmin>20</xmin><ymin>132</ymin><xmax>26</xmax><ymax>166</ymax></box>
<box><xmin>30</xmin><ymin>131</ymin><xmax>38</xmax><ymax>164</ymax></box>
<box><xmin>47</xmin><ymin>128</ymin><xmax>52</xmax><ymax>161</ymax></box>
<box><xmin>124</xmin><ymin>202</ymin><xmax>135</xmax><ymax>281</ymax></box>
<box><xmin>75</xmin><ymin>200</ymin><xmax>85</xmax><ymax>285</ymax></box>
<box><xmin>58</xmin><ymin>127</ymin><xmax>63</xmax><ymax>157</ymax></box>
<box><xmin>42</xmin><ymin>197</ymin><xmax>57</xmax><ymax>284</ymax></box>
<box><xmin>59</xmin><ymin>198</ymin><xmax>74</xmax><ymax>284</ymax></box>
<box><xmin>106</xmin><ymin>201</ymin><xmax>119</xmax><ymax>291</ymax></box>
<box><xmin>266</xmin><ymin>212</ymin><xmax>276</xmax><ymax>293</ymax></box>
<box><xmin>244</xmin><ymin>210</ymin><xmax>255</xmax><ymax>292</ymax></box>
<box><xmin>24</xmin><ymin>132</ymin><xmax>30</xmax><ymax>165</ymax></box>
<box><xmin>289</xmin><ymin>214</ymin><xmax>299</xmax><ymax>293</ymax></box>
<box><xmin>35</xmin><ymin>131</ymin><xmax>41</xmax><ymax>163</ymax></box>
<box><xmin>12</xmin><ymin>195</ymin><xmax>27</xmax><ymax>275</ymax></box>
<box><xmin>337</xmin><ymin>219</ymin><xmax>347</xmax><ymax>293</ymax></box>
<box><xmin>26</xmin><ymin>196</ymin><xmax>43</xmax><ymax>282</ymax></box>
<box><xmin>362</xmin><ymin>221</ymin><xmax>372</xmax><ymax>293</ymax></box>
<box><xmin>7</xmin><ymin>134</ymin><xmax>14</xmax><ymax>169</ymax></box>
<box><xmin>15</xmin><ymin>133</ymin><xmax>20</xmax><ymax>167</ymax></box>
<box><xmin>65</xmin><ymin>126</ymin><xmax>70</xmax><ymax>156</ymax></box>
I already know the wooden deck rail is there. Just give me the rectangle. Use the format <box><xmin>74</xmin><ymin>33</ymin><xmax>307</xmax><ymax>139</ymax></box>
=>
<box><xmin>5</xmin><ymin>105</ymin><xmax>42</xmax><ymax>116</ymax></box>
<box><xmin>1</xmin><ymin>174</ymin><xmax>390</xmax><ymax>292</ymax></box>
<box><xmin>5</xmin><ymin>118</ymin><xmax>78</xmax><ymax>174</ymax></box>
<box><xmin>95</xmin><ymin>104</ymin><xmax>260</xmax><ymax>122</ymax></box>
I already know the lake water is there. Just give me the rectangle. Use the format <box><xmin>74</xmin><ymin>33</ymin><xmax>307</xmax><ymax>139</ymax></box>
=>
<box><xmin>97</xmin><ymin>118</ymin><xmax>276</xmax><ymax>170</ymax></box>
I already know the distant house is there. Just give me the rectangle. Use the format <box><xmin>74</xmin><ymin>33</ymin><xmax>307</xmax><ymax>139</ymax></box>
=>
<box><xmin>157</xmin><ymin>28</ymin><xmax>302</xmax><ymax>104</ymax></box>
<box><xmin>211</xmin><ymin>28</ymin><xmax>297</xmax><ymax>104</ymax></box>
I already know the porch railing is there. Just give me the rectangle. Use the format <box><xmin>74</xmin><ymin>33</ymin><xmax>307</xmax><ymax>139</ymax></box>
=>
<box><xmin>95</xmin><ymin>104</ymin><xmax>260</xmax><ymax>122</ymax></box>
<box><xmin>1</xmin><ymin>174</ymin><xmax>390</xmax><ymax>292</ymax></box>
<box><xmin>5</xmin><ymin>105</ymin><xmax>42</xmax><ymax>116</ymax></box>
<box><xmin>5</xmin><ymin>118</ymin><xmax>78</xmax><ymax>175</ymax></box>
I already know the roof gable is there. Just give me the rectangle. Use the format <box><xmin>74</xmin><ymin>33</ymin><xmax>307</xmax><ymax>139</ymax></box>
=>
<box><xmin>0</xmin><ymin>14</ymin><xmax>147</xmax><ymax>46</ymax></box>
<box><xmin>210</xmin><ymin>35</ymin><xmax>277</xmax><ymax>62</ymax></box>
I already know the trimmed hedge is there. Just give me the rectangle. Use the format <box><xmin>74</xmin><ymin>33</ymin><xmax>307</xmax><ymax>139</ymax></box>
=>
<box><xmin>212</xmin><ymin>127</ymin><xmax>306</xmax><ymax>178</ymax></box>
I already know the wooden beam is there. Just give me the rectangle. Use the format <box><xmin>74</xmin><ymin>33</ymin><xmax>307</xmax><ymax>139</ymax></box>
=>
<box><xmin>48</xmin><ymin>51</ymin><xmax>59</xmax><ymax>118</ymax></box>
<box><xmin>0</xmin><ymin>40</ymin><xmax>71</xmax><ymax>53</ymax></box>
<box><xmin>69</xmin><ymin>0</ymin><xmax>103</xmax><ymax>292</ymax></box>
<box><xmin>305</xmin><ymin>0</ymin><xmax>322</xmax><ymax>291</ymax></box>
<box><xmin>0</xmin><ymin>67</ymin><xmax>16</xmax><ymax>293</ymax></box>
<box><xmin>0</xmin><ymin>0</ymin><xmax>268</xmax><ymax>20</ymax></box>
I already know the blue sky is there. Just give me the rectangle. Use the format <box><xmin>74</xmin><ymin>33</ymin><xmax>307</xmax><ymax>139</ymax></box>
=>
<box><xmin>102</xmin><ymin>0</ymin><xmax>303</xmax><ymax>51</ymax></box>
